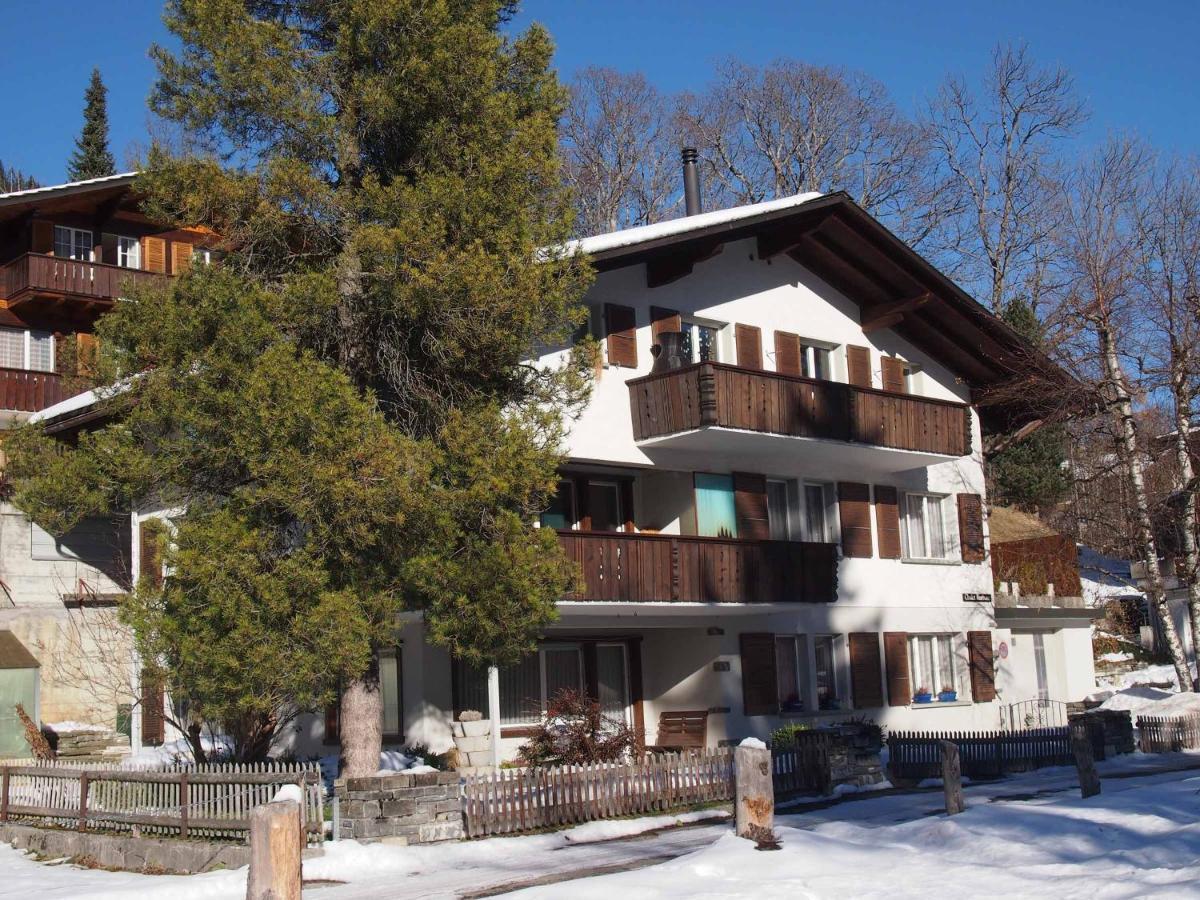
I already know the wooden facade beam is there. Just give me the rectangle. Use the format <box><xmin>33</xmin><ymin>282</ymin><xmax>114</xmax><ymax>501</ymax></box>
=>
<box><xmin>645</xmin><ymin>239</ymin><xmax>724</xmax><ymax>288</ymax></box>
<box><xmin>860</xmin><ymin>292</ymin><xmax>933</xmax><ymax>333</ymax></box>
<box><xmin>755</xmin><ymin>221</ymin><xmax>824</xmax><ymax>261</ymax></box>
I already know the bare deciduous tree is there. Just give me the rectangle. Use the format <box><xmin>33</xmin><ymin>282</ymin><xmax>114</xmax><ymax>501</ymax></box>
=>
<box><xmin>561</xmin><ymin>67</ymin><xmax>678</xmax><ymax>234</ymax></box>
<box><xmin>929</xmin><ymin>42</ymin><xmax>1087</xmax><ymax>313</ymax></box>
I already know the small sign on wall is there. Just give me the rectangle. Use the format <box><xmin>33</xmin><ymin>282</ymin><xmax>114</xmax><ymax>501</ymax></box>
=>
<box><xmin>962</xmin><ymin>593</ymin><xmax>992</xmax><ymax>603</ymax></box>
<box><xmin>713</xmin><ymin>660</ymin><xmax>731</xmax><ymax>672</ymax></box>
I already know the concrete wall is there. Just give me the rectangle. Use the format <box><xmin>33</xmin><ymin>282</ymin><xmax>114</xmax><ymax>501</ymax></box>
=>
<box><xmin>0</xmin><ymin>822</ymin><xmax>251</xmax><ymax>874</ymax></box>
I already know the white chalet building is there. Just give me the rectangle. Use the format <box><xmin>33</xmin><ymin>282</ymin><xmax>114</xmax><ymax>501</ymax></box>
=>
<box><xmin>26</xmin><ymin>180</ymin><xmax>1094</xmax><ymax>761</ymax></box>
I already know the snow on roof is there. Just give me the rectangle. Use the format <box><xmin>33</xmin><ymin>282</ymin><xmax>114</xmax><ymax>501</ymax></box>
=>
<box><xmin>559</xmin><ymin>191</ymin><xmax>824</xmax><ymax>258</ymax></box>
<box><xmin>28</xmin><ymin>376</ymin><xmax>138</xmax><ymax>425</ymax></box>
<box><xmin>0</xmin><ymin>172</ymin><xmax>138</xmax><ymax>204</ymax></box>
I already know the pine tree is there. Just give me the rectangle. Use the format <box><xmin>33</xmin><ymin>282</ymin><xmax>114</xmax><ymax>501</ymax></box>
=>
<box><xmin>10</xmin><ymin>1</ymin><xmax>594</xmax><ymax>770</ymax></box>
<box><xmin>0</xmin><ymin>161</ymin><xmax>39</xmax><ymax>193</ymax></box>
<box><xmin>67</xmin><ymin>68</ymin><xmax>117</xmax><ymax>181</ymax></box>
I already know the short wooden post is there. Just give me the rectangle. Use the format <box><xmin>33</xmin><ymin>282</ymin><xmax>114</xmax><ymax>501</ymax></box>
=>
<box><xmin>1071</xmin><ymin>726</ymin><xmax>1101</xmax><ymax>799</ymax></box>
<box><xmin>734</xmin><ymin>740</ymin><xmax>774</xmax><ymax>844</ymax></box>
<box><xmin>78</xmin><ymin>772</ymin><xmax>90</xmax><ymax>832</ymax></box>
<box><xmin>940</xmin><ymin>741</ymin><xmax>964</xmax><ymax>816</ymax></box>
<box><xmin>179</xmin><ymin>773</ymin><xmax>189</xmax><ymax>839</ymax></box>
<box><xmin>1</xmin><ymin>766</ymin><xmax>9</xmax><ymax>823</ymax></box>
<box><xmin>247</xmin><ymin>801</ymin><xmax>302</xmax><ymax>900</ymax></box>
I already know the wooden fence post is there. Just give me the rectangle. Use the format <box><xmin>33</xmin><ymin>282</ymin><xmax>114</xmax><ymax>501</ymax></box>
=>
<box><xmin>1071</xmin><ymin>725</ymin><xmax>1101</xmax><ymax>799</ymax></box>
<box><xmin>1</xmin><ymin>767</ymin><xmax>8</xmax><ymax>823</ymax></box>
<box><xmin>77</xmin><ymin>772</ymin><xmax>90</xmax><ymax>832</ymax></box>
<box><xmin>734</xmin><ymin>740</ymin><xmax>775</xmax><ymax>845</ymax></box>
<box><xmin>940</xmin><ymin>742</ymin><xmax>964</xmax><ymax>815</ymax></box>
<box><xmin>247</xmin><ymin>801</ymin><xmax>302</xmax><ymax>900</ymax></box>
<box><xmin>179</xmin><ymin>772</ymin><xmax>189</xmax><ymax>840</ymax></box>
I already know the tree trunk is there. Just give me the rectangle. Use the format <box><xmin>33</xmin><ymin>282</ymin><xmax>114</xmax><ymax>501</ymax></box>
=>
<box><xmin>340</xmin><ymin>654</ymin><xmax>382</xmax><ymax>778</ymax></box>
<box><xmin>185</xmin><ymin>721</ymin><xmax>208</xmax><ymax>764</ymax></box>
<box><xmin>1169</xmin><ymin>356</ymin><xmax>1200</xmax><ymax>687</ymax></box>
<box><xmin>1099</xmin><ymin>323</ymin><xmax>1193</xmax><ymax>690</ymax></box>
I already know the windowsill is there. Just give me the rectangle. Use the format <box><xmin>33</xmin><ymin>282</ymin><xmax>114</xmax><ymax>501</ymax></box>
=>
<box><xmin>900</xmin><ymin>557</ymin><xmax>960</xmax><ymax>566</ymax></box>
<box><xmin>779</xmin><ymin>708</ymin><xmax>849</xmax><ymax>718</ymax></box>
<box><xmin>909</xmin><ymin>700</ymin><xmax>971</xmax><ymax>709</ymax></box>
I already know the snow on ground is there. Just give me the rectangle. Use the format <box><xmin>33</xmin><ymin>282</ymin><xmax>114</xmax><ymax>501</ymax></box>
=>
<box><xmin>509</xmin><ymin>770</ymin><xmax>1200</xmax><ymax>899</ymax></box>
<box><xmin>123</xmin><ymin>734</ymin><xmax>234</xmax><ymax>767</ymax></box>
<box><xmin>44</xmin><ymin>721</ymin><xmax>109</xmax><ymax>733</ymax></box>
<box><xmin>1098</xmin><ymin>686</ymin><xmax>1200</xmax><ymax>718</ymax></box>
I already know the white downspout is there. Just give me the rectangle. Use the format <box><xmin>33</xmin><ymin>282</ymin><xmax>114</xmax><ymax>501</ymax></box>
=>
<box><xmin>487</xmin><ymin>665</ymin><xmax>501</xmax><ymax>769</ymax></box>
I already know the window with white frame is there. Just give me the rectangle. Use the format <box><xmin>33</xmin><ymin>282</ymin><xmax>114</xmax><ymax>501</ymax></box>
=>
<box><xmin>812</xmin><ymin>635</ymin><xmax>842</xmax><ymax>710</ymax></box>
<box><xmin>800</xmin><ymin>342</ymin><xmax>833</xmax><ymax>380</ymax></box>
<box><xmin>902</xmin><ymin>492</ymin><xmax>951</xmax><ymax>560</ymax></box>
<box><xmin>192</xmin><ymin>247</ymin><xmax>212</xmax><ymax>266</ymax></box>
<box><xmin>0</xmin><ymin>327</ymin><xmax>54</xmax><ymax>373</ymax></box>
<box><xmin>679</xmin><ymin>319</ymin><xmax>722</xmax><ymax>363</ymax></box>
<box><xmin>801</xmin><ymin>482</ymin><xmax>835</xmax><ymax>543</ymax></box>
<box><xmin>767</xmin><ymin>479</ymin><xmax>791</xmax><ymax>540</ymax></box>
<box><xmin>907</xmin><ymin>634</ymin><xmax>957</xmax><ymax>699</ymax></box>
<box><xmin>775</xmin><ymin>635</ymin><xmax>806</xmax><ymax>713</ymax></box>
<box><xmin>117</xmin><ymin>236</ymin><xmax>141</xmax><ymax>269</ymax></box>
<box><xmin>54</xmin><ymin>226</ymin><xmax>93</xmax><ymax>261</ymax></box>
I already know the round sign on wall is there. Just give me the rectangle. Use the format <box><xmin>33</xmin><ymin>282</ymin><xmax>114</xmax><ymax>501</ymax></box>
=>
<box><xmin>998</xmin><ymin>641</ymin><xmax>1009</xmax><ymax>660</ymax></box>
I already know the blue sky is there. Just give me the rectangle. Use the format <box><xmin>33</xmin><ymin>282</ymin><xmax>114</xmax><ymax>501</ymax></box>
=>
<box><xmin>3</xmin><ymin>0</ymin><xmax>1197</xmax><ymax>186</ymax></box>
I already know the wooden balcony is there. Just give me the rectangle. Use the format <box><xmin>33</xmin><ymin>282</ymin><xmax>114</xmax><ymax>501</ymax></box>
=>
<box><xmin>629</xmin><ymin>362</ymin><xmax>971</xmax><ymax>457</ymax></box>
<box><xmin>0</xmin><ymin>253</ymin><xmax>164</xmax><ymax>307</ymax></box>
<box><xmin>0</xmin><ymin>368</ymin><xmax>66</xmax><ymax>412</ymax></box>
<box><xmin>558</xmin><ymin>530</ymin><xmax>838</xmax><ymax>604</ymax></box>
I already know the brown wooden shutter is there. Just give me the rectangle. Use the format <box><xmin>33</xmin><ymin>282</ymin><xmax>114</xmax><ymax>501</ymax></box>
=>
<box><xmin>883</xmin><ymin>632</ymin><xmax>911</xmax><ymax>706</ymax></box>
<box><xmin>968</xmin><ymin>631</ymin><xmax>996</xmax><ymax>702</ymax></box>
<box><xmin>874</xmin><ymin>486</ymin><xmax>902</xmax><ymax>559</ymax></box>
<box><xmin>733</xmin><ymin>472</ymin><xmax>769</xmax><ymax>540</ymax></box>
<box><xmin>604</xmin><ymin>303</ymin><xmax>638</xmax><ymax>368</ymax></box>
<box><xmin>957</xmin><ymin>494</ymin><xmax>986</xmax><ymax>563</ymax></box>
<box><xmin>735</xmin><ymin>324</ymin><xmax>763</xmax><ymax>369</ymax></box>
<box><xmin>838</xmin><ymin>482</ymin><xmax>873</xmax><ymax>558</ymax></box>
<box><xmin>75</xmin><ymin>333</ymin><xmax>99</xmax><ymax>377</ymax></box>
<box><xmin>100</xmin><ymin>232</ymin><xmax>118</xmax><ymax>265</ymax></box>
<box><xmin>142</xmin><ymin>236</ymin><xmax>167</xmax><ymax>274</ymax></box>
<box><xmin>848</xmin><ymin>633</ymin><xmax>884</xmax><ymax>709</ymax></box>
<box><xmin>846</xmin><ymin>345</ymin><xmax>871</xmax><ymax>388</ymax></box>
<box><xmin>881</xmin><ymin>356</ymin><xmax>907</xmax><ymax>394</ymax></box>
<box><xmin>740</xmin><ymin>632</ymin><xmax>778</xmax><ymax>716</ymax></box>
<box><xmin>140</xmin><ymin>522</ymin><xmax>163</xmax><ymax>588</ymax></box>
<box><xmin>650</xmin><ymin>306</ymin><xmax>681</xmax><ymax>341</ymax></box>
<box><xmin>171</xmin><ymin>241</ymin><xmax>193</xmax><ymax>275</ymax></box>
<box><xmin>31</xmin><ymin>221</ymin><xmax>54</xmax><ymax>254</ymax></box>
<box><xmin>140</xmin><ymin>670</ymin><xmax>165</xmax><ymax>746</ymax></box>
<box><xmin>773</xmin><ymin>330</ymin><xmax>802</xmax><ymax>375</ymax></box>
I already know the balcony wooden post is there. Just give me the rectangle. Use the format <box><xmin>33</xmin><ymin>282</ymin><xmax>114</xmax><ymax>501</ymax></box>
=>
<box><xmin>670</xmin><ymin>538</ymin><xmax>680</xmax><ymax>601</ymax></box>
<box><xmin>697</xmin><ymin>363</ymin><xmax>718</xmax><ymax>427</ymax></box>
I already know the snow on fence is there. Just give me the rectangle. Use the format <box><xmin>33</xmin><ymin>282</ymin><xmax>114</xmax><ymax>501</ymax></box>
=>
<box><xmin>0</xmin><ymin>759</ymin><xmax>323</xmax><ymax>843</ymax></box>
<box><xmin>772</xmin><ymin>732</ymin><xmax>833</xmax><ymax>797</ymax></box>
<box><xmin>1136</xmin><ymin>714</ymin><xmax>1200</xmax><ymax>753</ymax></box>
<box><xmin>461</xmin><ymin>749</ymin><xmax>733</xmax><ymax>838</ymax></box>
<box><xmin>887</xmin><ymin>727</ymin><xmax>1072</xmax><ymax>781</ymax></box>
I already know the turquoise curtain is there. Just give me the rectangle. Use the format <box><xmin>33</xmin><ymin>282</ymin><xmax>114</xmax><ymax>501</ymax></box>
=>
<box><xmin>695</xmin><ymin>474</ymin><xmax>738</xmax><ymax>538</ymax></box>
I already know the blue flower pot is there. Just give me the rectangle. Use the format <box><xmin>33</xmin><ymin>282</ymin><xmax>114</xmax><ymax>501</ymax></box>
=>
<box><xmin>913</xmin><ymin>692</ymin><xmax>933</xmax><ymax>704</ymax></box>
<box><xmin>938</xmin><ymin>691</ymin><xmax>957</xmax><ymax>703</ymax></box>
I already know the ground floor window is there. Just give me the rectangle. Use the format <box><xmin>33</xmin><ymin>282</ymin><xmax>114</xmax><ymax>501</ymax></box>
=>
<box><xmin>812</xmin><ymin>635</ymin><xmax>842</xmax><ymax>710</ymax></box>
<box><xmin>745</xmin><ymin>632</ymin><xmax>844</xmax><ymax>716</ymax></box>
<box><xmin>907</xmin><ymin>634</ymin><xmax>956</xmax><ymax>700</ymax></box>
<box><xmin>775</xmin><ymin>635</ymin><xmax>804</xmax><ymax>712</ymax></box>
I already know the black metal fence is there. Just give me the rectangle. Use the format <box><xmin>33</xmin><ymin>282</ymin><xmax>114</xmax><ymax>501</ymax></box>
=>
<box><xmin>887</xmin><ymin>727</ymin><xmax>1073</xmax><ymax>781</ymax></box>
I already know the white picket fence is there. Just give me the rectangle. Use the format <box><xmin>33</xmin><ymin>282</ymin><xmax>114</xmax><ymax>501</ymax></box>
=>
<box><xmin>0</xmin><ymin>759</ymin><xmax>324</xmax><ymax>843</ymax></box>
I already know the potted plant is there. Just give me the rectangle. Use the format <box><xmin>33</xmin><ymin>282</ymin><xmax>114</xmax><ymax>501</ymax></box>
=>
<box><xmin>937</xmin><ymin>686</ymin><xmax>957</xmax><ymax>703</ymax></box>
<box><xmin>913</xmin><ymin>686</ymin><xmax>932</xmax><ymax>704</ymax></box>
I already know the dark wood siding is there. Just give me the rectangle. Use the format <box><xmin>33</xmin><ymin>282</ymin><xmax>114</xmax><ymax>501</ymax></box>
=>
<box><xmin>957</xmin><ymin>493</ymin><xmax>986</xmax><ymax>563</ymax></box>
<box><xmin>848</xmin><ymin>633</ymin><xmax>884</xmax><ymax>709</ymax></box>
<box><xmin>874</xmin><ymin>486</ymin><xmax>902</xmax><ymax>559</ymax></box>
<box><xmin>740</xmin><ymin>633</ymin><xmax>778</xmax><ymax>715</ymax></box>
<box><xmin>846</xmin><ymin>345</ymin><xmax>871</xmax><ymax>388</ymax></box>
<box><xmin>838</xmin><ymin>482</ymin><xmax>874</xmax><ymax>558</ymax></box>
<box><xmin>883</xmin><ymin>632</ymin><xmax>911</xmax><ymax>707</ymax></box>
<box><xmin>604</xmin><ymin>304</ymin><xmax>638</xmax><ymax>368</ymax></box>
<box><xmin>968</xmin><ymin>631</ymin><xmax>996</xmax><ymax>702</ymax></box>
<box><xmin>773</xmin><ymin>330</ymin><xmax>802</xmax><ymax>376</ymax></box>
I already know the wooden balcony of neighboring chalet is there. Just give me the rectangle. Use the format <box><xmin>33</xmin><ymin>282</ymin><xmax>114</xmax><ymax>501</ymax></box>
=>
<box><xmin>628</xmin><ymin>361</ymin><xmax>972</xmax><ymax>458</ymax></box>
<box><xmin>557</xmin><ymin>529</ymin><xmax>838</xmax><ymax>604</ymax></box>
<box><xmin>0</xmin><ymin>253</ymin><xmax>164</xmax><ymax>309</ymax></box>
<box><xmin>0</xmin><ymin>368</ymin><xmax>67</xmax><ymax>413</ymax></box>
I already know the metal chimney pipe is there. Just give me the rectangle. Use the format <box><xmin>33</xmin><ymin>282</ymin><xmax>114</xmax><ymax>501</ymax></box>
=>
<box><xmin>682</xmin><ymin>147</ymin><xmax>702</xmax><ymax>216</ymax></box>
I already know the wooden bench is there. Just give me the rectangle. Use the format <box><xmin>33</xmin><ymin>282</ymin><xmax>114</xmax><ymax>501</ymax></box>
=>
<box><xmin>648</xmin><ymin>710</ymin><xmax>708</xmax><ymax>752</ymax></box>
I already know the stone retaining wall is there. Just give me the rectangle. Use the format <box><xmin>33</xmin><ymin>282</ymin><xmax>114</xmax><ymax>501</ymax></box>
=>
<box><xmin>0</xmin><ymin>822</ymin><xmax>251</xmax><ymax>874</ymax></box>
<box><xmin>1070</xmin><ymin>708</ymin><xmax>1135</xmax><ymax>758</ymax></box>
<box><xmin>335</xmin><ymin>770</ymin><xmax>462</xmax><ymax>845</ymax></box>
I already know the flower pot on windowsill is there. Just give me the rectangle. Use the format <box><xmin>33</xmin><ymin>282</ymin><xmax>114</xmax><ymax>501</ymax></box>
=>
<box><xmin>937</xmin><ymin>691</ymin><xmax>957</xmax><ymax>703</ymax></box>
<box><xmin>913</xmin><ymin>692</ymin><xmax>933</xmax><ymax>704</ymax></box>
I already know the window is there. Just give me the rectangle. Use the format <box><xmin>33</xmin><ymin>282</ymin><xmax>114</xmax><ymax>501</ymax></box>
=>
<box><xmin>0</xmin><ymin>327</ymin><xmax>54</xmax><ymax>373</ymax></box>
<box><xmin>586</xmin><ymin>480</ymin><xmax>624</xmax><ymax>532</ymax></box>
<box><xmin>192</xmin><ymin>247</ymin><xmax>212</xmax><ymax>266</ymax></box>
<box><xmin>695</xmin><ymin>473</ymin><xmax>737</xmax><ymax>537</ymax></box>
<box><xmin>539</xmin><ymin>480</ymin><xmax>576</xmax><ymax>530</ymax></box>
<box><xmin>767</xmin><ymin>479</ymin><xmax>790</xmax><ymax>540</ymax></box>
<box><xmin>903</xmin><ymin>492</ymin><xmax>950</xmax><ymax>560</ymax></box>
<box><xmin>54</xmin><ymin>226</ymin><xmax>93</xmax><ymax>261</ymax></box>
<box><xmin>813</xmin><ymin>635</ymin><xmax>841</xmax><ymax>710</ymax></box>
<box><xmin>595</xmin><ymin>643</ymin><xmax>630</xmax><ymax>723</ymax></box>
<box><xmin>801</xmin><ymin>343</ymin><xmax>832</xmax><ymax>380</ymax></box>
<box><xmin>679</xmin><ymin>320</ymin><xmax>722</xmax><ymax>363</ymax></box>
<box><xmin>775</xmin><ymin>636</ymin><xmax>805</xmax><ymax>713</ymax></box>
<box><xmin>117</xmin><ymin>236</ymin><xmax>140</xmax><ymax>269</ymax></box>
<box><xmin>907</xmin><ymin>634</ymin><xmax>957</xmax><ymax>699</ymax></box>
<box><xmin>379</xmin><ymin>647</ymin><xmax>403</xmax><ymax>737</ymax></box>
<box><xmin>802</xmin><ymin>482</ymin><xmax>834</xmax><ymax>543</ymax></box>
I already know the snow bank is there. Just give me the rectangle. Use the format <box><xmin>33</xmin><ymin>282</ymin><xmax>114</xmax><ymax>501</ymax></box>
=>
<box><xmin>271</xmin><ymin>784</ymin><xmax>303</xmax><ymax>804</ymax></box>
<box><xmin>1097</xmin><ymin>651</ymin><xmax>1133</xmax><ymax>663</ymax></box>
<box><xmin>1100</xmin><ymin>686</ymin><xmax>1200</xmax><ymax>717</ymax></box>
<box><xmin>44</xmin><ymin>720</ymin><xmax>108</xmax><ymax>733</ymax></box>
<box><xmin>124</xmin><ymin>734</ymin><xmax>234</xmax><ymax>767</ymax></box>
<box><xmin>737</xmin><ymin>737</ymin><xmax>767</xmax><ymax>750</ymax></box>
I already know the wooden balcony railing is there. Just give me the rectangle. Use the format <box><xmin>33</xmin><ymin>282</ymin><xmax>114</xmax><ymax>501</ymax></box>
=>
<box><xmin>1</xmin><ymin>253</ymin><xmax>164</xmax><ymax>305</ymax></box>
<box><xmin>0</xmin><ymin>368</ymin><xmax>66</xmax><ymax>412</ymax></box>
<box><xmin>558</xmin><ymin>530</ymin><xmax>838</xmax><ymax>604</ymax></box>
<box><xmin>628</xmin><ymin>362</ymin><xmax>971</xmax><ymax>457</ymax></box>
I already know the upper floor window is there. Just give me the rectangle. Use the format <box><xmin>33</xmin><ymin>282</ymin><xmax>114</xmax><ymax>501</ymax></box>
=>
<box><xmin>539</xmin><ymin>480</ymin><xmax>577</xmax><ymax>530</ymax></box>
<box><xmin>802</xmin><ymin>482</ymin><xmax>836</xmax><ymax>543</ymax></box>
<box><xmin>0</xmin><ymin>327</ymin><xmax>54</xmax><ymax>373</ymax></box>
<box><xmin>767</xmin><ymin>479</ymin><xmax>790</xmax><ymax>540</ymax></box>
<box><xmin>801</xmin><ymin>342</ymin><xmax>832</xmax><ymax>380</ymax></box>
<box><xmin>54</xmin><ymin>226</ymin><xmax>93</xmax><ymax>262</ymax></box>
<box><xmin>902</xmin><ymin>492</ymin><xmax>951</xmax><ymax>560</ymax></box>
<box><xmin>117</xmin><ymin>236</ymin><xmax>141</xmax><ymax>269</ymax></box>
<box><xmin>680</xmin><ymin>319</ymin><xmax>722</xmax><ymax>364</ymax></box>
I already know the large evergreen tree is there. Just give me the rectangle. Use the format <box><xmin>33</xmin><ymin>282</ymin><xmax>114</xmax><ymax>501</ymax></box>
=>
<box><xmin>0</xmin><ymin>161</ymin><xmax>39</xmax><ymax>193</ymax></box>
<box><xmin>67</xmin><ymin>68</ymin><xmax>117</xmax><ymax>181</ymax></box>
<box><xmin>9</xmin><ymin>1</ymin><xmax>593</xmax><ymax>772</ymax></box>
